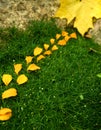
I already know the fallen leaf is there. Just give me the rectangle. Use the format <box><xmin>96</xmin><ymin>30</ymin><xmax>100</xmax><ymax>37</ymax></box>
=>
<box><xmin>33</xmin><ymin>47</ymin><xmax>43</xmax><ymax>56</ymax></box>
<box><xmin>50</xmin><ymin>38</ymin><xmax>55</xmax><ymax>44</ymax></box>
<box><xmin>17</xmin><ymin>74</ymin><xmax>28</xmax><ymax>85</ymax></box>
<box><xmin>2</xmin><ymin>74</ymin><xmax>12</xmax><ymax>86</ymax></box>
<box><xmin>70</xmin><ymin>32</ymin><xmax>77</xmax><ymax>39</ymax></box>
<box><xmin>64</xmin><ymin>35</ymin><xmax>71</xmax><ymax>42</ymax></box>
<box><xmin>37</xmin><ymin>55</ymin><xmax>45</xmax><ymax>62</ymax></box>
<box><xmin>25</xmin><ymin>56</ymin><xmax>33</xmax><ymax>64</ymax></box>
<box><xmin>2</xmin><ymin>88</ymin><xmax>17</xmax><ymax>99</ymax></box>
<box><xmin>62</xmin><ymin>30</ymin><xmax>68</xmax><ymax>37</ymax></box>
<box><xmin>44</xmin><ymin>44</ymin><xmax>49</xmax><ymax>50</ymax></box>
<box><xmin>58</xmin><ymin>39</ymin><xmax>67</xmax><ymax>46</ymax></box>
<box><xmin>27</xmin><ymin>64</ymin><xmax>40</xmax><ymax>71</ymax></box>
<box><xmin>14</xmin><ymin>64</ymin><xmax>22</xmax><ymax>75</ymax></box>
<box><xmin>0</xmin><ymin>108</ymin><xmax>12</xmax><ymax>121</ymax></box>
<box><xmin>56</xmin><ymin>34</ymin><xmax>61</xmax><ymax>40</ymax></box>
<box><xmin>51</xmin><ymin>45</ymin><xmax>58</xmax><ymax>51</ymax></box>
<box><xmin>55</xmin><ymin>0</ymin><xmax>101</xmax><ymax>35</ymax></box>
<box><xmin>44</xmin><ymin>50</ymin><xmax>52</xmax><ymax>55</ymax></box>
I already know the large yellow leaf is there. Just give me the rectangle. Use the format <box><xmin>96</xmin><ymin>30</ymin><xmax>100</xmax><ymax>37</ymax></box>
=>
<box><xmin>55</xmin><ymin>0</ymin><xmax>101</xmax><ymax>35</ymax></box>
<box><xmin>0</xmin><ymin>108</ymin><xmax>12</xmax><ymax>121</ymax></box>
<box><xmin>2</xmin><ymin>74</ymin><xmax>12</xmax><ymax>86</ymax></box>
<box><xmin>2</xmin><ymin>88</ymin><xmax>17</xmax><ymax>99</ymax></box>
<box><xmin>14</xmin><ymin>64</ymin><xmax>22</xmax><ymax>75</ymax></box>
<box><xmin>17</xmin><ymin>74</ymin><xmax>28</xmax><ymax>85</ymax></box>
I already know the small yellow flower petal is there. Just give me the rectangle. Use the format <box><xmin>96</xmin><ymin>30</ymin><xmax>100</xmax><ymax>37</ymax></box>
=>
<box><xmin>37</xmin><ymin>55</ymin><xmax>45</xmax><ymax>62</ymax></box>
<box><xmin>25</xmin><ymin>56</ymin><xmax>33</xmax><ymax>64</ymax></box>
<box><xmin>27</xmin><ymin>64</ymin><xmax>40</xmax><ymax>71</ymax></box>
<box><xmin>2</xmin><ymin>74</ymin><xmax>12</xmax><ymax>86</ymax></box>
<box><xmin>0</xmin><ymin>108</ymin><xmax>12</xmax><ymax>121</ymax></box>
<box><xmin>56</xmin><ymin>34</ymin><xmax>61</xmax><ymax>40</ymax></box>
<box><xmin>14</xmin><ymin>64</ymin><xmax>22</xmax><ymax>75</ymax></box>
<box><xmin>2</xmin><ymin>88</ymin><xmax>17</xmax><ymax>99</ymax></box>
<box><xmin>17</xmin><ymin>74</ymin><xmax>28</xmax><ymax>85</ymax></box>
<box><xmin>62</xmin><ymin>31</ymin><xmax>68</xmax><ymax>37</ymax></box>
<box><xmin>44</xmin><ymin>44</ymin><xmax>49</xmax><ymax>50</ymax></box>
<box><xmin>58</xmin><ymin>39</ymin><xmax>67</xmax><ymax>46</ymax></box>
<box><xmin>33</xmin><ymin>47</ymin><xmax>43</xmax><ymax>56</ymax></box>
<box><xmin>44</xmin><ymin>50</ymin><xmax>52</xmax><ymax>55</ymax></box>
<box><xmin>50</xmin><ymin>38</ymin><xmax>55</xmax><ymax>44</ymax></box>
<box><xmin>70</xmin><ymin>32</ymin><xmax>77</xmax><ymax>39</ymax></box>
<box><xmin>51</xmin><ymin>45</ymin><xmax>58</xmax><ymax>51</ymax></box>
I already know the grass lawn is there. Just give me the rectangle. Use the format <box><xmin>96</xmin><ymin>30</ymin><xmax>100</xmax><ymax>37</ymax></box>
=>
<box><xmin>0</xmin><ymin>19</ymin><xmax>101</xmax><ymax>130</ymax></box>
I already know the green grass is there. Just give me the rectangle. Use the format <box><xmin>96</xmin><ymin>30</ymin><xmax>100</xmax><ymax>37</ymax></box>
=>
<box><xmin>0</xmin><ymin>19</ymin><xmax>101</xmax><ymax>130</ymax></box>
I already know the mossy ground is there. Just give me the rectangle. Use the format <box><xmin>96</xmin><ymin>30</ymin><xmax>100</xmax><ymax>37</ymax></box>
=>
<box><xmin>0</xmin><ymin>19</ymin><xmax>101</xmax><ymax>130</ymax></box>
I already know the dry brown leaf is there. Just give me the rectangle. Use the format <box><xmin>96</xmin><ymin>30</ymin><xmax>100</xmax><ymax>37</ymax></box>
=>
<box><xmin>51</xmin><ymin>45</ymin><xmax>58</xmax><ymax>51</ymax></box>
<box><xmin>17</xmin><ymin>74</ymin><xmax>28</xmax><ymax>85</ymax></box>
<box><xmin>43</xmin><ymin>44</ymin><xmax>49</xmax><ymax>50</ymax></box>
<box><xmin>33</xmin><ymin>47</ymin><xmax>43</xmax><ymax>56</ymax></box>
<box><xmin>27</xmin><ymin>63</ymin><xmax>40</xmax><ymax>71</ymax></box>
<box><xmin>44</xmin><ymin>50</ymin><xmax>52</xmax><ymax>55</ymax></box>
<box><xmin>2</xmin><ymin>74</ymin><xmax>12</xmax><ymax>86</ymax></box>
<box><xmin>25</xmin><ymin>56</ymin><xmax>33</xmax><ymax>64</ymax></box>
<box><xmin>37</xmin><ymin>55</ymin><xmax>45</xmax><ymax>62</ymax></box>
<box><xmin>58</xmin><ymin>39</ymin><xmax>67</xmax><ymax>46</ymax></box>
<box><xmin>50</xmin><ymin>38</ymin><xmax>55</xmax><ymax>44</ymax></box>
<box><xmin>56</xmin><ymin>34</ymin><xmax>61</xmax><ymax>40</ymax></box>
<box><xmin>14</xmin><ymin>64</ymin><xmax>22</xmax><ymax>75</ymax></box>
<box><xmin>0</xmin><ymin>108</ymin><xmax>12</xmax><ymax>121</ymax></box>
<box><xmin>2</xmin><ymin>88</ymin><xmax>17</xmax><ymax>99</ymax></box>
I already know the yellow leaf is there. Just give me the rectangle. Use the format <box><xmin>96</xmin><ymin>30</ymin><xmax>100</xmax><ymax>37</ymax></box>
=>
<box><xmin>56</xmin><ymin>34</ymin><xmax>61</xmax><ymax>40</ymax></box>
<box><xmin>70</xmin><ymin>32</ymin><xmax>77</xmax><ymax>39</ymax></box>
<box><xmin>33</xmin><ymin>47</ymin><xmax>43</xmax><ymax>56</ymax></box>
<box><xmin>17</xmin><ymin>74</ymin><xmax>28</xmax><ymax>85</ymax></box>
<box><xmin>43</xmin><ymin>44</ymin><xmax>49</xmax><ymax>50</ymax></box>
<box><xmin>2</xmin><ymin>74</ymin><xmax>12</xmax><ymax>86</ymax></box>
<box><xmin>55</xmin><ymin>0</ymin><xmax>101</xmax><ymax>35</ymax></box>
<box><xmin>62</xmin><ymin>30</ymin><xmax>68</xmax><ymax>37</ymax></box>
<box><xmin>14</xmin><ymin>64</ymin><xmax>22</xmax><ymax>75</ymax></box>
<box><xmin>58</xmin><ymin>39</ymin><xmax>66</xmax><ymax>46</ymax></box>
<box><xmin>2</xmin><ymin>88</ymin><xmax>17</xmax><ymax>99</ymax></box>
<box><xmin>27</xmin><ymin>64</ymin><xmax>40</xmax><ymax>71</ymax></box>
<box><xmin>44</xmin><ymin>50</ymin><xmax>52</xmax><ymax>55</ymax></box>
<box><xmin>37</xmin><ymin>55</ymin><xmax>45</xmax><ymax>62</ymax></box>
<box><xmin>51</xmin><ymin>45</ymin><xmax>58</xmax><ymax>51</ymax></box>
<box><xmin>25</xmin><ymin>56</ymin><xmax>33</xmax><ymax>64</ymax></box>
<box><xmin>64</xmin><ymin>35</ymin><xmax>71</xmax><ymax>42</ymax></box>
<box><xmin>50</xmin><ymin>38</ymin><xmax>55</xmax><ymax>44</ymax></box>
<box><xmin>0</xmin><ymin>108</ymin><xmax>12</xmax><ymax>121</ymax></box>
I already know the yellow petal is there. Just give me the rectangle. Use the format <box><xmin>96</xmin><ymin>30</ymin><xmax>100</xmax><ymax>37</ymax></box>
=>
<box><xmin>51</xmin><ymin>45</ymin><xmax>58</xmax><ymax>51</ymax></box>
<box><xmin>27</xmin><ymin>64</ymin><xmax>40</xmax><ymax>71</ymax></box>
<box><xmin>50</xmin><ymin>38</ymin><xmax>55</xmax><ymax>44</ymax></box>
<box><xmin>70</xmin><ymin>32</ymin><xmax>77</xmax><ymax>39</ymax></box>
<box><xmin>44</xmin><ymin>44</ymin><xmax>49</xmax><ymax>50</ymax></box>
<box><xmin>17</xmin><ymin>74</ymin><xmax>28</xmax><ymax>85</ymax></box>
<box><xmin>0</xmin><ymin>108</ymin><xmax>12</xmax><ymax>121</ymax></box>
<box><xmin>33</xmin><ymin>47</ymin><xmax>43</xmax><ymax>56</ymax></box>
<box><xmin>2</xmin><ymin>88</ymin><xmax>17</xmax><ymax>99</ymax></box>
<box><xmin>2</xmin><ymin>74</ymin><xmax>12</xmax><ymax>86</ymax></box>
<box><xmin>62</xmin><ymin>31</ymin><xmax>68</xmax><ymax>37</ymax></box>
<box><xmin>58</xmin><ymin>39</ymin><xmax>67</xmax><ymax>46</ymax></box>
<box><xmin>37</xmin><ymin>55</ymin><xmax>45</xmax><ymax>62</ymax></box>
<box><xmin>25</xmin><ymin>56</ymin><xmax>33</xmax><ymax>64</ymax></box>
<box><xmin>64</xmin><ymin>35</ymin><xmax>71</xmax><ymax>42</ymax></box>
<box><xmin>56</xmin><ymin>34</ymin><xmax>61</xmax><ymax>40</ymax></box>
<box><xmin>44</xmin><ymin>50</ymin><xmax>52</xmax><ymax>55</ymax></box>
<box><xmin>14</xmin><ymin>64</ymin><xmax>22</xmax><ymax>75</ymax></box>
